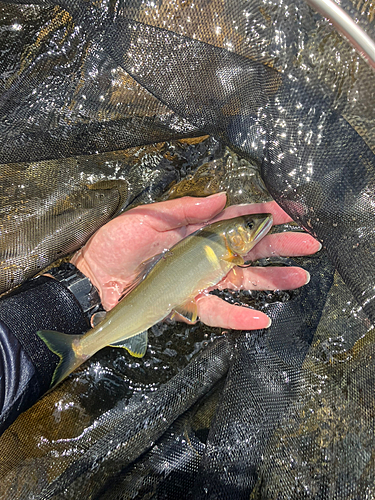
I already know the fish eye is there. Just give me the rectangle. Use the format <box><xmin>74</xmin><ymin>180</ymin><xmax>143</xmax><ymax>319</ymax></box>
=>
<box><xmin>246</xmin><ymin>220</ymin><xmax>254</xmax><ymax>230</ymax></box>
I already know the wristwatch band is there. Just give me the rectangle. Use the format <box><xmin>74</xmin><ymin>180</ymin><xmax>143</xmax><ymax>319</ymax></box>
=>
<box><xmin>45</xmin><ymin>263</ymin><xmax>102</xmax><ymax>321</ymax></box>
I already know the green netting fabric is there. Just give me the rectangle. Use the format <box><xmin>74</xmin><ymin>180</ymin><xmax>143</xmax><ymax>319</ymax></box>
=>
<box><xmin>0</xmin><ymin>0</ymin><xmax>374</xmax><ymax>498</ymax></box>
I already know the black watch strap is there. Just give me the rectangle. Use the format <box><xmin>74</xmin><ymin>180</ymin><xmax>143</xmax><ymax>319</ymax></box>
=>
<box><xmin>46</xmin><ymin>263</ymin><xmax>102</xmax><ymax>320</ymax></box>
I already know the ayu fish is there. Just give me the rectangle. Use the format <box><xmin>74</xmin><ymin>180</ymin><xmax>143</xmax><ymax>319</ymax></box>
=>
<box><xmin>38</xmin><ymin>213</ymin><xmax>273</xmax><ymax>387</ymax></box>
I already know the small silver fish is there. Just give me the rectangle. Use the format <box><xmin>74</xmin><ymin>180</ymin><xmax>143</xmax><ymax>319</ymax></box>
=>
<box><xmin>38</xmin><ymin>213</ymin><xmax>273</xmax><ymax>387</ymax></box>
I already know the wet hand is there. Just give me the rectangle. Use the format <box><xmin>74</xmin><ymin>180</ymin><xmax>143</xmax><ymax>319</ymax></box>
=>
<box><xmin>71</xmin><ymin>193</ymin><xmax>321</xmax><ymax>330</ymax></box>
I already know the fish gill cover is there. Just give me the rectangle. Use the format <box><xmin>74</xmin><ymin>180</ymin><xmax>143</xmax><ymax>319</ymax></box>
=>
<box><xmin>0</xmin><ymin>0</ymin><xmax>374</xmax><ymax>498</ymax></box>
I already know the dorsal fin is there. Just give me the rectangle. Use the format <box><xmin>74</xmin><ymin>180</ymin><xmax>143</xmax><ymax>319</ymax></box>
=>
<box><xmin>118</xmin><ymin>251</ymin><xmax>170</xmax><ymax>301</ymax></box>
<box><xmin>90</xmin><ymin>310</ymin><xmax>107</xmax><ymax>327</ymax></box>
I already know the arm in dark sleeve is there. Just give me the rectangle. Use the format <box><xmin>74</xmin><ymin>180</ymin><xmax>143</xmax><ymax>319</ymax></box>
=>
<box><xmin>0</xmin><ymin>276</ymin><xmax>89</xmax><ymax>436</ymax></box>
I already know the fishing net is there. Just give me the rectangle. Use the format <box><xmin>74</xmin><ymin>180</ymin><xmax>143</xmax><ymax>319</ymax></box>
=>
<box><xmin>0</xmin><ymin>0</ymin><xmax>374</xmax><ymax>498</ymax></box>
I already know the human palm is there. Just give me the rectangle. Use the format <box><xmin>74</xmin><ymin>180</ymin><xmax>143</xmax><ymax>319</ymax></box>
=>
<box><xmin>71</xmin><ymin>193</ymin><xmax>320</xmax><ymax>330</ymax></box>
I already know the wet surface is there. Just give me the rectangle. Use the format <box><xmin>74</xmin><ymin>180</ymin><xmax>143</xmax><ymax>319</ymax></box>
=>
<box><xmin>0</xmin><ymin>0</ymin><xmax>374</xmax><ymax>497</ymax></box>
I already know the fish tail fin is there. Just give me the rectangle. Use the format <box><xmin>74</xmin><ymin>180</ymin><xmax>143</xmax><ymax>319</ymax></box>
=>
<box><xmin>37</xmin><ymin>330</ymin><xmax>88</xmax><ymax>387</ymax></box>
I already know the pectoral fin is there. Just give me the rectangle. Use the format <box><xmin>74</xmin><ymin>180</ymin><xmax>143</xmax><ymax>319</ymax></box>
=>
<box><xmin>110</xmin><ymin>331</ymin><xmax>148</xmax><ymax>358</ymax></box>
<box><xmin>171</xmin><ymin>300</ymin><xmax>198</xmax><ymax>324</ymax></box>
<box><xmin>223</xmin><ymin>255</ymin><xmax>244</xmax><ymax>266</ymax></box>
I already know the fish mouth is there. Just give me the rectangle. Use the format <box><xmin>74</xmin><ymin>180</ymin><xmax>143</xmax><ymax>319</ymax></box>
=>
<box><xmin>253</xmin><ymin>213</ymin><xmax>273</xmax><ymax>244</ymax></box>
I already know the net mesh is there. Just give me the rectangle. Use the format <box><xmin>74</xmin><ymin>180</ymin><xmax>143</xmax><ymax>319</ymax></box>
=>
<box><xmin>0</xmin><ymin>0</ymin><xmax>374</xmax><ymax>498</ymax></box>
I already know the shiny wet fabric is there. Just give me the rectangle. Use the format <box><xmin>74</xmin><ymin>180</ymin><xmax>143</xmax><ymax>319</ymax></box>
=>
<box><xmin>0</xmin><ymin>0</ymin><xmax>374</xmax><ymax>498</ymax></box>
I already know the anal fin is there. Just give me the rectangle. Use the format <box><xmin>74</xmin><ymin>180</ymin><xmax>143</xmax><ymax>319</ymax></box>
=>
<box><xmin>110</xmin><ymin>331</ymin><xmax>148</xmax><ymax>358</ymax></box>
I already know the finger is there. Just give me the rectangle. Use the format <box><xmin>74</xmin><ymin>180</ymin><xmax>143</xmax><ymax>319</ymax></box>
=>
<box><xmin>196</xmin><ymin>294</ymin><xmax>271</xmax><ymax>330</ymax></box>
<box><xmin>245</xmin><ymin>232</ymin><xmax>322</xmax><ymax>261</ymax></box>
<box><xmin>216</xmin><ymin>266</ymin><xmax>310</xmax><ymax>291</ymax></box>
<box><xmin>125</xmin><ymin>192</ymin><xmax>227</xmax><ymax>231</ymax></box>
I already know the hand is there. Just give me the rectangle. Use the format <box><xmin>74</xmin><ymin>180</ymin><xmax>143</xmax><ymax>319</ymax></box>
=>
<box><xmin>71</xmin><ymin>193</ymin><xmax>321</xmax><ymax>330</ymax></box>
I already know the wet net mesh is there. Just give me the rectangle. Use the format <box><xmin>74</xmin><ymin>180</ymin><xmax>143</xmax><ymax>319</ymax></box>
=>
<box><xmin>0</xmin><ymin>0</ymin><xmax>374</xmax><ymax>498</ymax></box>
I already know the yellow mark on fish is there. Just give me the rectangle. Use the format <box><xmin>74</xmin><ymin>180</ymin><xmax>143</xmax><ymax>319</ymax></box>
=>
<box><xmin>204</xmin><ymin>244</ymin><xmax>220</xmax><ymax>267</ymax></box>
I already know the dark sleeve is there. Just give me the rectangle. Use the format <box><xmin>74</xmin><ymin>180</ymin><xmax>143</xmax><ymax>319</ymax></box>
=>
<box><xmin>0</xmin><ymin>276</ymin><xmax>89</xmax><ymax>436</ymax></box>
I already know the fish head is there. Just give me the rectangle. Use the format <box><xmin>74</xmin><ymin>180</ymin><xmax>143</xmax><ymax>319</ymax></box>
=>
<box><xmin>225</xmin><ymin>213</ymin><xmax>273</xmax><ymax>256</ymax></box>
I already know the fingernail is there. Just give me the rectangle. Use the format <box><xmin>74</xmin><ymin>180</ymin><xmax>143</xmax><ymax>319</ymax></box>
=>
<box><xmin>209</xmin><ymin>191</ymin><xmax>227</xmax><ymax>198</ymax></box>
<box><xmin>317</xmin><ymin>242</ymin><xmax>322</xmax><ymax>251</ymax></box>
<box><xmin>266</xmin><ymin>317</ymin><xmax>272</xmax><ymax>328</ymax></box>
<box><xmin>304</xmin><ymin>271</ymin><xmax>311</xmax><ymax>284</ymax></box>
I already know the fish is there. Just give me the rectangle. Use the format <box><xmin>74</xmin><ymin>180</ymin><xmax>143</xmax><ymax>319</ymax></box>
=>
<box><xmin>37</xmin><ymin>213</ymin><xmax>273</xmax><ymax>387</ymax></box>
